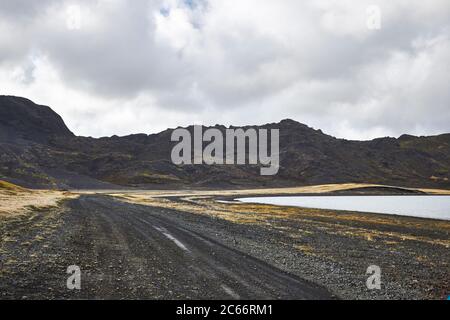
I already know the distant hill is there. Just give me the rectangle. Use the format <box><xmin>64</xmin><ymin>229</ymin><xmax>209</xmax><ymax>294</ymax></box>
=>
<box><xmin>0</xmin><ymin>96</ymin><xmax>449</xmax><ymax>189</ymax></box>
<box><xmin>0</xmin><ymin>96</ymin><xmax>74</xmax><ymax>143</ymax></box>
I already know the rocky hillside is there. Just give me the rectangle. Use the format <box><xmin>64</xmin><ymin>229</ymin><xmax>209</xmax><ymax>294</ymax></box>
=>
<box><xmin>0</xmin><ymin>96</ymin><xmax>449</xmax><ymax>189</ymax></box>
<box><xmin>0</xmin><ymin>96</ymin><xmax>74</xmax><ymax>143</ymax></box>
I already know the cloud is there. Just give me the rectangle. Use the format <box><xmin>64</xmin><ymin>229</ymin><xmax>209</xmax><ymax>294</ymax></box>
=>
<box><xmin>0</xmin><ymin>0</ymin><xmax>449</xmax><ymax>139</ymax></box>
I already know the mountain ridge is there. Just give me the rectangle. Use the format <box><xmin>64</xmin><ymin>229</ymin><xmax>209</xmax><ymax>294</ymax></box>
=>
<box><xmin>0</xmin><ymin>96</ymin><xmax>449</xmax><ymax>190</ymax></box>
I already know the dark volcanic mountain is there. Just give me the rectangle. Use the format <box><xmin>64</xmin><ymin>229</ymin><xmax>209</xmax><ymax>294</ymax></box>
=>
<box><xmin>0</xmin><ymin>96</ymin><xmax>74</xmax><ymax>143</ymax></box>
<box><xmin>0</xmin><ymin>96</ymin><xmax>449</xmax><ymax>189</ymax></box>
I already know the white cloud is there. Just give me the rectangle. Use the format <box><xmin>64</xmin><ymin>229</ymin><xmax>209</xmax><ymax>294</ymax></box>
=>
<box><xmin>0</xmin><ymin>0</ymin><xmax>449</xmax><ymax>139</ymax></box>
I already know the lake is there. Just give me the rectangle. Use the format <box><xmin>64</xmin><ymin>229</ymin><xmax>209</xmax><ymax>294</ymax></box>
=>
<box><xmin>237</xmin><ymin>195</ymin><xmax>450</xmax><ymax>220</ymax></box>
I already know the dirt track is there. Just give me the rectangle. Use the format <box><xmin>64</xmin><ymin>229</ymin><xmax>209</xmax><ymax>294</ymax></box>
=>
<box><xmin>0</xmin><ymin>195</ymin><xmax>332</xmax><ymax>299</ymax></box>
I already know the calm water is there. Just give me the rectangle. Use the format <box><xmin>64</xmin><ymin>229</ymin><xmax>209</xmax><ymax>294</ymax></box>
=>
<box><xmin>237</xmin><ymin>196</ymin><xmax>450</xmax><ymax>220</ymax></box>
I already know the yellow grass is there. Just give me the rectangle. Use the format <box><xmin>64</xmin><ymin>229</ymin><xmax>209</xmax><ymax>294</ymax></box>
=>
<box><xmin>0</xmin><ymin>180</ymin><xmax>28</xmax><ymax>192</ymax></box>
<box><xmin>79</xmin><ymin>182</ymin><xmax>450</xmax><ymax>197</ymax></box>
<box><xmin>0</xmin><ymin>181</ymin><xmax>78</xmax><ymax>217</ymax></box>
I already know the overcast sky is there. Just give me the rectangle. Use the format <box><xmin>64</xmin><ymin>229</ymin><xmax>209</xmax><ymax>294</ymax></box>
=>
<box><xmin>0</xmin><ymin>0</ymin><xmax>449</xmax><ymax>140</ymax></box>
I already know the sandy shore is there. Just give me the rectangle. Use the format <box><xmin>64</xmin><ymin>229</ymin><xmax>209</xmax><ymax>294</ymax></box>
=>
<box><xmin>76</xmin><ymin>183</ymin><xmax>450</xmax><ymax>197</ymax></box>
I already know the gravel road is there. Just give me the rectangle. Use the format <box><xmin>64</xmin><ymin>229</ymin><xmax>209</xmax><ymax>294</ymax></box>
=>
<box><xmin>0</xmin><ymin>195</ymin><xmax>333</xmax><ymax>299</ymax></box>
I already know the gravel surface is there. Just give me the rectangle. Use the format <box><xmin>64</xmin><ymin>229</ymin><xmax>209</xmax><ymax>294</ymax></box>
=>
<box><xmin>0</xmin><ymin>194</ymin><xmax>448</xmax><ymax>300</ymax></box>
<box><xmin>0</xmin><ymin>195</ymin><xmax>332</xmax><ymax>299</ymax></box>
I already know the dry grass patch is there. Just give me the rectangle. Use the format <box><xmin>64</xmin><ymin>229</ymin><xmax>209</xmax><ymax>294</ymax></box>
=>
<box><xmin>0</xmin><ymin>181</ymin><xmax>78</xmax><ymax>218</ymax></box>
<box><xmin>0</xmin><ymin>180</ymin><xmax>29</xmax><ymax>194</ymax></box>
<box><xmin>294</xmin><ymin>244</ymin><xmax>316</xmax><ymax>256</ymax></box>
